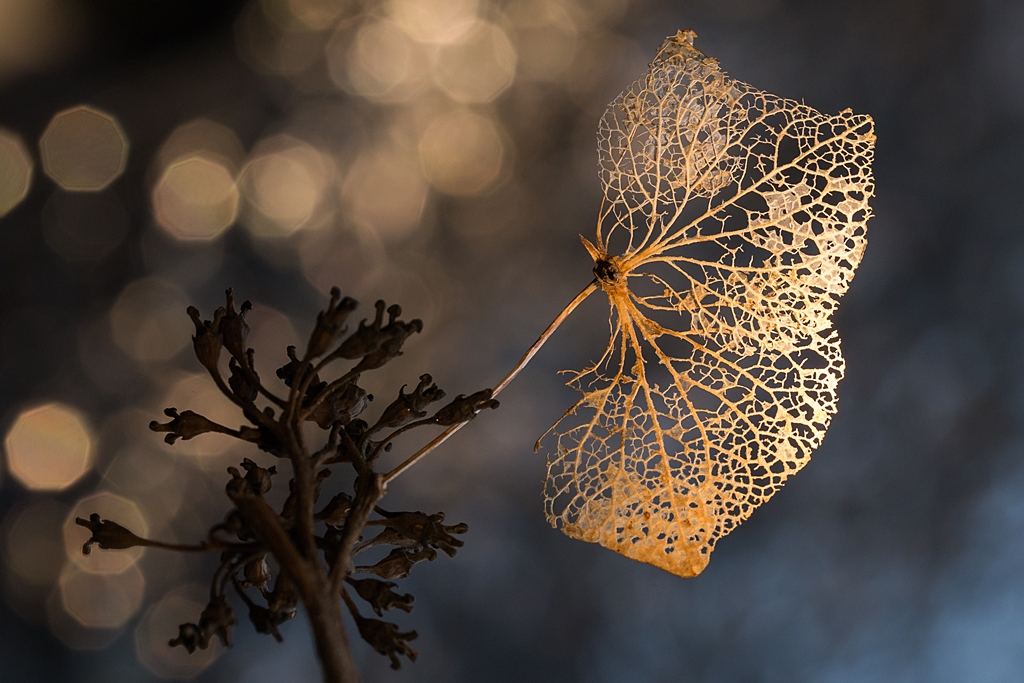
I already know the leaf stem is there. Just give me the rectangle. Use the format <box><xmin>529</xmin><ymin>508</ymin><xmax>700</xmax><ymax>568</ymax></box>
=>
<box><xmin>382</xmin><ymin>279</ymin><xmax>599</xmax><ymax>484</ymax></box>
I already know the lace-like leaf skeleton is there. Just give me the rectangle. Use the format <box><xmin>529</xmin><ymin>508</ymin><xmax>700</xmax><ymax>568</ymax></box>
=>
<box><xmin>540</xmin><ymin>30</ymin><xmax>874</xmax><ymax>577</ymax></box>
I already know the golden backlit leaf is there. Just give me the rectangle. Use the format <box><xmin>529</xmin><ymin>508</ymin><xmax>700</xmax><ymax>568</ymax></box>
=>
<box><xmin>542</xmin><ymin>31</ymin><xmax>874</xmax><ymax>577</ymax></box>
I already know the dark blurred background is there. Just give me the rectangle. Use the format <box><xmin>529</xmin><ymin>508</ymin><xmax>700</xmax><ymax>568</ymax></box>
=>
<box><xmin>0</xmin><ymin>0</ymin><xmax>1020</xmax><ymax>681</ymax></box>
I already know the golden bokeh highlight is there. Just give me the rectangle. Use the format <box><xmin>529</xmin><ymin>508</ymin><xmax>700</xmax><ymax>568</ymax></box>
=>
<box><xmin>327</xmin><ymin>18</ymin><xmax>428</xmax><ymax>103</ymax></box>
<box><xmin>419</xmin><ymin>109</ymin><xmax>505</xmax><ymax>196</ymax></box>
<box><xmin>153</xmin><ymin>156</ymin><xmax>240</xmax><ymax>241</ymax></box>
<box><xmin>0</xmin><ymin>129</ymin><xmax>33</xmax><ymax>217</ymax></box>
<box><xmin>136</xmin><ymin>586</ymin><xmax>221</xmax><ymax>678</ymax></box>
<box><xmin>156</xmin><ymin>118</ymin><xmax>246</xmax><ymax>176</ymax></box>
<box><xmin>161</xmin><ymin>373</ymin><xmax>242</xmax><ymax>460</ymax></box>
<box><xmin>59</xmin><ymin>563</ymin><xmax>144</xmax><ymax>629</ymax></box>
<box><xmin>0</xmin><ymin>0</ymin><xmax>79</xmax><ymax>85</ymax></box>
<box><xmin>64</xmin><ymin>491</ymin><xmax>148</xmax><ymax>575</ymax></box>
<box><xmin>432</xmin><ymin>21</ymin><xmax>517</xmax><ymax>103</ymax></box>
<box><xmin>508</xmin><ymin>0</ymin><xmax>578</xmax><ymax>82</ymax></box>
<box><xmin>5</xmin><ymin>403</ymin><xmax>93</xmax><ymax>492</ymax></box>
<box><xmin>109</xmin><ymin>277</ymin><xmax>191</xmax><ymax>363</ymax></box>
<box><xmin>341</xmin><ymin>146</ymin><xmax>428</xmax><ymax>239</ymax></box>
<box><xmin>287</xmin><ymin>0</ymin><xmax>348</xmax><ymax>31</ymax></box>
<box><xmin>242</xmin><ymin>136</ymin><xmax>333</xmax><ymax>237</ymax></box>
<box><xmin>40</xmin><ymin>105</ymin><xmax>128</xmax><ymax>191</ymax></box>
<box><xmin>387</xmin><ymin>0</ymin><xmax>479</xmax><ymax>44</ymax></box>
<box><xmin>4</xmin><ymin>498</ymin><xmax>69</xmax><ymax>588</ymax></box>
<box><xmin>46</xmin><ymin>588</ymin><xmax>124</xmax><ymax>650</ymax></box>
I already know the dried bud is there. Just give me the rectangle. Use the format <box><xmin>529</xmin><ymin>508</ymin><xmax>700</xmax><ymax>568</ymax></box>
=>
<box><xmin>306</xmin><ymin>287</ymin><xmax>358</xmax><ymax>358</ymax></box>
<box><xmin>228</xmin><ymin>353</ymin><xmax>259</xmax><ymax>403</ymax></box>
<box><xmin>432</xmin><ymin>389</ymin><xmax>500</xmax><ymax>426</ymax></box>
<box><xmin>245</xmin><ymin>602</ymin><xmax>285</xmax><ymax>642</ymax></box>
<box><xmin>240</xmin><ymin>458</ymin><xmax>277</xmax><ymax>495</ymax></box>
<box><xmin>187</xmin><ymin>305</ymin><xmax>224</xmax><ymax>372</ymax></box>
<box><xmin>353</xmin><ymin>318</ymin><xmax>423</xmax><ymax>372</ymax></box>
<box><xmin>198</xmin><ymin>594</ymin><xmax>237</xmax><ymax>648</ymax></box>
<box><xmin>307</xmin><ymin>382</ymin><xmax>370</xmax><ymax>429</ymax></box>
<box><xmin>368</xmin><ymin>511</ymin><xmax>468</xmax><ymax>557</ymax></box>
<box><xmin>220</xmin><ymin>289</ymin><xmax>252</xmax><ymax>362</ymax></box>
<box><xmin>243</xmin><ymin>555</ymin><xmax>272</xmax><ymax>593</ymax></box>
<box><xmin>75</xmin><ymin>513</ymin><xmax>150</xmax><ymax>555</ymax></box>
<box><xmin>356</xmin><ymin>547</ymin><xmax>436</xmax><ymax>580</ymax></box>
<box><xmin>375</xmin><ymin>375</ymin><xmax>445</xmax><ymax>430</ymax></box>
<box><xmin>316</xmin><ymin>492</ymin><xmax>353</xmax><ymax>527</ymax></box>
<box><xmin>347</xmin><ymin>577</ymin><xmax>414</xmax><ymax>617</ymax></box>
<box><xmin>149</xmin><ymin>408</ymin><xmax>225</xmax><ymax>444</ymax></box>
<box><xmin>169</xmin><ymin>623</ymin><xmax>203</xmax><ymax>653</ymax></box>
<box><xmin>353</xmin><ymin>614</ymin><xmax>418</xmax><ymax>670</ymax></box>
<box><xmin>334</xmin><ymin>300</ymin><xmax>388</xmax><ymax>359</ymax></box>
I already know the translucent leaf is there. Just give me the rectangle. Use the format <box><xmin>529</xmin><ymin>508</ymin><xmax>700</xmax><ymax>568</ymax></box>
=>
<box><xmin>542</xmin><ymin>30</ymin><xmax>874</xmax><ymax>577</ymax></box>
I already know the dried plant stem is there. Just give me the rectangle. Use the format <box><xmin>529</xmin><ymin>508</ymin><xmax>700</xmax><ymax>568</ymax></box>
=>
<box><xmin>383</xmin><ymin>279</ymin><xmax>599</xmax><ymax>484</ymax></box>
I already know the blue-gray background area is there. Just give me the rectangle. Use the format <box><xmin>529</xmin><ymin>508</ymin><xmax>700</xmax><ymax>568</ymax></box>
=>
<box><xmin>0</xmin><ymin>0</ymin><xmax>1020</xmax><ymax>681</ymax></box>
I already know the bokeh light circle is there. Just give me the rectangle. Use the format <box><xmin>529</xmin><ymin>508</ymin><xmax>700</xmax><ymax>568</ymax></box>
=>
<box><xmin>40</xmin><ymin>105</ymin><xmax>128</xmax><ymax>191</ymax></box>
<box><xmin>342</xmin><ymin>146</ymin><xmax>428</xmax><ymax>239</ymax></box>
<box><xmin>419</xmin><ymin>109</ymin><xmax>505</xmax><ymax>196</ymax></box>
<box><xmin>4</xmin><ymin>403</ymin><xmax>93</xmax><ymax>491</ymax></box>
<box><xmin>242</xmin><ymin>136</ymin><xmax>333</xmax><ymax>237</ymax></box>
<box><xmin>4</xmin><ymin>498</ymin><xmax>68</xmax><ymax>588</ymax></box>
<box><xmin>329</xmin><ymin>17</ymin><xmax>428</xmax><ymax>103</ymax></box>
<box><xmin>387</xmin><ymin>0</ymin><xmax>479</xmax><ymax>44</ymax></box>
<box><xmin>59</xmin><ymin>563</ymin><xmax>144</xmax><ymax>629</ymax></box>
<box><xmin>432</xmin><ymin>21</ymin><xmax>517</xmax><ymax>103</ymax></box>
<box><xmin>135</xmin><ymin>586</ymin><xmax>221</xmax><ymax>678</ymax></box>
<box><xmin>0</xmin><ymin>128</ymin><xmax>33</xmax><ymax>217</ymax></box>
<box><xmin>153</xmin><ymin>155</ymin><xmax>240</xmax><ymax>241</ymax></box>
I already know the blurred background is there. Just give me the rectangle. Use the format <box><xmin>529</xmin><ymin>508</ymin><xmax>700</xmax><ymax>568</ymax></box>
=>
<box><xmin>0</xmin><ymin>0</ymin><xmax>1019</xmax><ymax>681</ymax></box>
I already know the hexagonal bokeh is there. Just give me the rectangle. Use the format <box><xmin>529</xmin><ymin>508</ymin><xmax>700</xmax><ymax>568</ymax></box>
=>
<box><xmin>0</xmin><ymin>128</ymin><xmax>33</xmax><ymax>217</ymax></box>
<box><xmin>40</xmin><ymin>105</ymin><xmax>128</xmax><ymax>191</ymax></box>
<box><xmin>4</xmin><ymin>403</ymin><xmax>94</xmax><ymax>491</ymax></box>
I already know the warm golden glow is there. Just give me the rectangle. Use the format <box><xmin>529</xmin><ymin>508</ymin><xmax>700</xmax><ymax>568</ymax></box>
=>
<box><xmin>543</xmin><ymin>31</ymin><xmax>874</xmax><ymax>578</ymax></box>
<box><xmin>386</xmin><ymin>0</ymin><xmax>479</xmax><ymax>44</ymax></box>
<box><xmin>153</xmin><ymin>156</ymin><xmax>240</xmax><ymax>241</ymax></box>
<box><xmin>418</xmin><ymin>108</ymin><xmax>504</xmax><ymax>196</ymax></box>
<box><xmin>327</xmin><ymin>18</ymin><xmax>428</xmax><ymax>103</ymax></box>
<box><xmin>287</xmin><ymin>0</ymin><xmax>348</xmax><ymax>30</ymax></box>
<box><xmin>135</xmin><ymin>587</ymin><xmax>221</xmax><ymax>678</ymax></box>
<box><xmin>242</xmin><ymin>135</ymin><xmax>333</xmax><ymax>237</ymax></box>
<box><xmin>4</xmin><ymin>498</ymin><xmax>68</xmax><ymax>587</ymax></box>
<box><xmin>0</xmin><ymin>0</ymin><xmax>79</xmax><ymax>84</ymax></box>
<box><xmin>341</xmin><ymin>146</ymin><xmax>428</xmax><ymax>239</ymax></box>
<box><xmin>0</xmin><ymin>129</ymin><xmax>32</xmax><ymax>217</ymax></box>
<box><xmin>507</xmin><ymin>0</ymin><xmax>578</xmax><ymax>82</ymax></box>
<box><xmin>431</xmin><ymin>21</ymin><xmax>517</xmax><ymax>103</ymax></box>
<box><xmin>108</xmin><ymin>277</ymin><xmax>190</xmax><ymax>363</ymax></box>
<box><xmin>39</xmin><ymin>105</ymin><xmax>128</xmax><ymax>191</ymax></box>
<box><xmin>64</xmin><ymin>491</ymin><xmax>149</xmax><ymax>575</ymax></box>
<box><xmin>5</xmin><ymin>403</ymin><xmax>93</xmax><ymax>491</ymax></box>
<box><xmin>59</xmin><ymin>563</ymin><xmax>145</xmax><ymax>629</ymax></box>
<box><xmin>156</xmin><ymin>118</ymin><xmax>245</xmax><ymax>176</ymax></box>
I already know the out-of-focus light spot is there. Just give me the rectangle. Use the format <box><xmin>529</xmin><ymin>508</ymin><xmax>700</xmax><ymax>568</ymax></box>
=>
<box><xmin>64</xmin><ymin>491</ymin><xmax>148</xmax><ymax>575</ymax></box>
<box><xmin>136</xmin><ymin>586</ymin><xmax>221</xmax><ymax>678</ymax></box>
<box><xmin>40</xmin><ymin>105</ymin><xmax>128</xmax><ymax>191</ymax></box>
<box><xmin>326</xmin><ymin>18</ymin><xmax>428</xmax><ymax>103</ymax></box>
<box><xmin>41</xmin><ymin>190</ymin><xmax>129</xmax><ymax>262</ymax></box>
<box><xmin>242</xmin><ymin>136</ymin><xmax>333</xmax><ymax>238</ymax></box>
<box><xmin>153</xmin><ymin>156</ymin><xmax>240</xmax><ymax>241</ymax></box>
<box><xmin>0</xmin><ymin>0</ymin><xmax>79</xmax><ymax>84</ymax></box>
<box><xmin>287</xmin><ymin>0</ymin><xmax>348</xmax><ymax>30</ymax></box>
<box><xmin>156</xmin><ymin>118</ymin><xmax>246</xmax><ymax>176</ymax></box>
<box><xmin>387</xmin><ymin>0</ymin><xmax>478</xmax><ymax>44</ymax></box>
<box><xmin>419</xmin><ymin>109</ymin><xmax>505</xmax><ymax>196</ymax></box>
<box><xmin>4</xmin><ymin>498</ymin><xmax>68</xmax><ymax>588</ymax></box>
<box><xmin>60</xmin><ymin>563</ymin><xmax>144</xmax><ymax>629</ymax></box>
<box><xmin>160</xmin><ymin>373</ymin><xmax>241</xmax><ymax>460</ymax></box>
<box><xmin>0</xmin><ymin>129</ymin><xmax>32</xmax><ymax>217</ymax></box>
<box><xmin>508</xmin><ymin>1</ymin><xmax>578</xmax><ymax>82</ymax></box>
<box><xmin>342</xmin><ymin>146</ymin><xmax>428</xmax><ymax>239</ymax></box>
<box><xmin>5</xmin><ymin>403</ymin><xmax>93</xmax><ymax>492</ymax></box>
<box><xmin>235</xmin><ymin>1</ymin><xmax>326</xmax><ymax>77</ymax></box>
<box><xmin>46</xmin><ymin>588</ymin><xmax>124</xmax><ymax>650</ymax></box>
<box><xmin>109</xmin><ymin>277</ymin><xmax>190</xmax><ymax>363</ymax></box>
<box><xmin>432</xmin><ymin>21</ymin><xmax>517</xmax><ymax>103</ymax></box>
